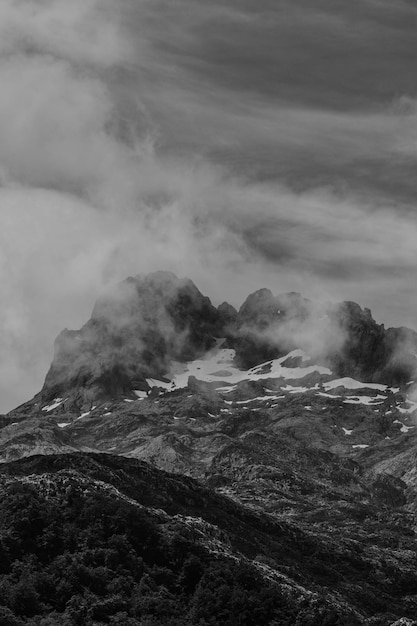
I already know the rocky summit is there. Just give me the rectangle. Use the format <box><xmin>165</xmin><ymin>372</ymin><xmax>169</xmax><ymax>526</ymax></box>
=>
<box><xmin>2</xmin><ymin>272</ymin><xmax>417</xmax><ymax>624</ymax></box>
<box><xmin>29</xmin><ymin>271</ymin><xmax>417</xmax><ymax>412</ymax></box>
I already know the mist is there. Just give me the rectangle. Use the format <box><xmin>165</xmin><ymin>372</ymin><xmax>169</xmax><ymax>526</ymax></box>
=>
<box><xmin>1</xmin><ymin>0</ymin><xmax>417</xmax><ymax>411</ymax></box>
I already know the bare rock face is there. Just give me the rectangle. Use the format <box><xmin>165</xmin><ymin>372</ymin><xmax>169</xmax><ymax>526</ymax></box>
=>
<box><xmin>216</xmin><ymin>301</ymin><xmax>238</xmax><ymax>331</ymax></box>
<box><xmin>35</xmin><ymin>273</ymin><xmax>417</xmax><ymax>414</ymax></box>
<box><xmin>232</xmin><ymin>291</ymin><xmax>417</xmax><ymax>386</ymax></box>
<box><xmin>41</xmin><ymin>272</ymin><xmax>223</xmax><ymax>409</ymax></box>
<box><xmin>233</xmin><ymin>289</ymin><xmax>313</xmax><ymax>367</ymax></box>
<box><xmin>327</xmin><ymin>303</ymin><xmax>417</xmax><ymax>385</ymax></box>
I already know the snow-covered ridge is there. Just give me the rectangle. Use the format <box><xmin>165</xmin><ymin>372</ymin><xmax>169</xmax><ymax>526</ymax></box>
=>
<box><xmin>144</xmin><ymin>346</ymin><xmax>411</xmax><ymax>409</ymax></box>
<box><xmin>146</xmin><ymin>348</ymin><xmax>331</xmax><ymax>392</ymax></box>
<box><xmin>140</xmin><ymin>346</ymin><xmax>417</xmax><ymax>437</ymax></box>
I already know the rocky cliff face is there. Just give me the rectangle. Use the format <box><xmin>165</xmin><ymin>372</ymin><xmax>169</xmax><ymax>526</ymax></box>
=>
<box><xmin>326</xmin><ymin>302</ymin><xmax>417</xmax><ymax>385</ymax></box>
<box><xmin>233</xmin><ymin>291</ymin><xmax>417</xmax><ymax>386</ymax></box>
<box><xmin>232</xmin><ymin>289</ymin><xmax>314</xmax><ymax>367</ymax></box>
<box><xmin>37</xmin><ymin>273</ymin><xmax>417</xmax><ymax>413</ymax></box>
<box><xmin>41</xmin><ymin>272</ymin><xmax>223</xmax><ymax>409</ymax></box>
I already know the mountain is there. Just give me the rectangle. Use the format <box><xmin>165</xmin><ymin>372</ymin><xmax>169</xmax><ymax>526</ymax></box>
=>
<box><xmin>40</xmin><ymin>272</ymin><xmax>223</xmax><ymax>411</ymax></box>
<box><xmin>0</xmin><ymin>451</ymin><xmax>417</xmax><ymax>625</ymax></box>
<box><xmin>28</xmin><ymin>271</ymin><xmax>417</xmax><ymax>413</ymax></box>
<box><xmin>2</xmin><ymin>271</ymin><xmax>417</xmax><ymax>624</ymax></box>
<box><xmin>233</xmin><ymin>289</ymin><xmax>417</xmax><ymax>385</ymax></box>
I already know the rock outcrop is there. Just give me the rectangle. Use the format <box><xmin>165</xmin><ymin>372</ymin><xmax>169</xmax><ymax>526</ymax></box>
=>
<box><xmin>233</xmin><ymin>291</ymin><xmax>417</xmax><ymax>386</ymax></box>
<box><xmin>41</xmin><ymin>271</ymin><xmax>223</xmax><ymax>408</ymax></box>
<box><xmin>35</xmin><ymin>272</ymin><xmax>417</xmax><ymax>412</ymax></box>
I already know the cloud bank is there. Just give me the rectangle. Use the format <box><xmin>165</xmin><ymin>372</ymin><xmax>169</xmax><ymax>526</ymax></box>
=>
<box><xmin>1</xmin><ymin>0</ymin><xmax>417</xmax><ymax>411</ymax></box>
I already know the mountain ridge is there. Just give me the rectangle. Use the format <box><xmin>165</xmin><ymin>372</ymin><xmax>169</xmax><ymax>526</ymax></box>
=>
<box><xmin>31</xmin><ymin>271</ymin><xmax>417</xmax><ymax>413</ymax></box>
<box><xmin>2</xmin><ymin>272</ymin><xmax>417</xmax><ymax>623</ymax></box>
<box><xmin>0</xmin><ymin>451</ymin><xmax>416</xmax><ymax>624</ymax></box>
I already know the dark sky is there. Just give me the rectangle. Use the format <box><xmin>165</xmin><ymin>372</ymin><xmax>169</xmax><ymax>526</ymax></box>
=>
<box><xmin>0</xmin><ymin>0</ymin><xmax>416</xmax><ymax>410</ymax></box>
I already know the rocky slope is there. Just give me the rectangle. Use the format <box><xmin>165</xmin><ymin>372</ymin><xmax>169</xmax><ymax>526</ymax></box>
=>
<box><xmin>0</xmin><ymin>452</ymin><xmax>416</xmax><ymax>625</ymax></box>
<box><xmin>30</xmin><ymin>271</ymin><xmax>417</xmax><ymax>414</ymax></box>
<box><xmin>3</xmin><ymin>272</ymin><xmax>417</xmax><ymax>624</ymax></box>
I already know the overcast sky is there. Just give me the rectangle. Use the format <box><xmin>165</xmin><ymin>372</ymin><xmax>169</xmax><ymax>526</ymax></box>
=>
<box><xmin>1</xmin><ymin>0</ymin><xmax>417</xmax><ymax>411</ymax></box>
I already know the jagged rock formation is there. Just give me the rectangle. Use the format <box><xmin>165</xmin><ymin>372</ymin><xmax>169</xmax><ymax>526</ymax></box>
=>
<box><xmin>35</xmin><ymin>273</ymin><xmax>417</xmax><ymax>414</ymax></box>
<box><xmin>216</xmin><ymin>300</ymin><xmax>238</xmax><ymax>331</ymax></box>
<box><xmin>233</xmin><ymin>290</ymin><xmax>417</xmax><ymax>386</ymax></box>
<box><xmin>41</xmin><ymin>272</ymin><xmax>222</xmax><ymax>409</ymax></box>
<box><xmin>232</xmin><ymin>289</ymin><xmax>314</xmax><ymax>367</ymax></box>
<box><xmin>327</xmin><ymin>302</ymin><xmax>417</xmax><ymax>385</ymax></box>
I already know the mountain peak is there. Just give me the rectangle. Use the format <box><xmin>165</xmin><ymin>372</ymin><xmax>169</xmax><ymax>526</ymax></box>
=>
<box><xmin>41</xmin><ymin>272</ymin><xmax>222</xmax><ymax>408</ymax></box>
<box><xmin>34</xmin><ymin>273</ymin><xmax>417</xmax><ymax>412</ymax></box>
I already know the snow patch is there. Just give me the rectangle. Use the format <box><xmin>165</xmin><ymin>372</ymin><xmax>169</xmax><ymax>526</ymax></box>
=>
<box><xmin>398</xmin><ymin>400</ymin><xmax>417</xmax><ymax>414</ymax></box>
<box><xmin>282</xmin><ymin>385</ymin><xmax>314</xmax><ymax>394</ymax></box>
<box><xmin>393</xmin><ymin>419</ymin><xmax>415</xmax><ymax>433</ymax></box>
<box><xmin>282</xmin><ymin>349</ymin><xmax>311</xmax><ymax>362</ymax></box>
<box><xmin>42</xmin><ymin>398</ymin><xmax>66</xmax><ymax>412</ymax></box>
<box><xmin>134</xmin><ymin>390</ymin><xmax>148</xmax><ymax>399</ymax></box>
<box><xmin>146</xmin><ymin>378</ymin><xmax>174</xmax><ymax>390</ymax></box>
<box><xmin>325</xmin><ymin>378</ymin><xmax>387</xmax><ymax>392</ymax></box>
<box><xmin>77</xmin><ymin>410</ymin><xmax>91</xmax><ymax>420</ymax></box>
<box><xmin>150</xmin><ymin>348</ymin><xmax>331</xmax><ymax>394</ymax></box>
<box><xmin>234</xmin><ymin>395</ymin><xmax>285</xmax><ymax>405</ymax></box>
<box><xmin>317</xmin><ymin>392</ymin><xmax>341</xmax><ymax>399</ymax></box>
<box><xmin>216</xmin><ymin>385</ymin><xmax>238</xmax><ymax>393</ymax></box>
<box><xmin>343</xmin><ymin>395</ymin><xmax>385</xmax><ymax>406</ymax></box>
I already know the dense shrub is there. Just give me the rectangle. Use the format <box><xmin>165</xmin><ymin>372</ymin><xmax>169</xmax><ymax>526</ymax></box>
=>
<box><xmin>0</xmin><ymin>479</ymin><xmax>333</xmax><ymax>625</ymax></box>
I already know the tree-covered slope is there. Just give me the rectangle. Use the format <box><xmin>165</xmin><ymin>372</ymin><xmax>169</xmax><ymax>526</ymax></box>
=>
<box><xmin>0</xmin><ymin>453</ymin><xmax>415</xmax><ymax>625</ymax></box>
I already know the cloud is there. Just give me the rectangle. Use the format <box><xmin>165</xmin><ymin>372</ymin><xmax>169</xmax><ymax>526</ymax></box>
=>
<box><xmin>0</xmin><ymin>0</ymin><xmax>133</xmax><ymax>67</ymax></box>
<box><xmin>0</xmin><ymin>55</ymin><xmax>124</xmax><ymax>191</ymax></box>
<box><xmin>0</xmin><ymin>180</ymin><xmax>247</xmax><ymax>411</ymax></box>
<box><xmin>0</xmin><ymin>0</ymin><xmax>417</xmax><ymax>411</ymax></box>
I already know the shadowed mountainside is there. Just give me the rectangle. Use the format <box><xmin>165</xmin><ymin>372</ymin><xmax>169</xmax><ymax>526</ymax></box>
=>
<box><xmin>0</xmin><ymin>452</ymin><xmax>416</xmax><ymax>624</ymax></box>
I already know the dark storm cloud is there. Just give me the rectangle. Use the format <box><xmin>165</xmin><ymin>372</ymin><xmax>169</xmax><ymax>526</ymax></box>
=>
<box><xmin>140</xmin><ymin>0</ymin><xmax>417</xmax><ymax>108</ymax></box>
<box><xmin>128</xmin><ymin>0</ymin><xmax>417</xmax><ymax>204</ymax></box>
